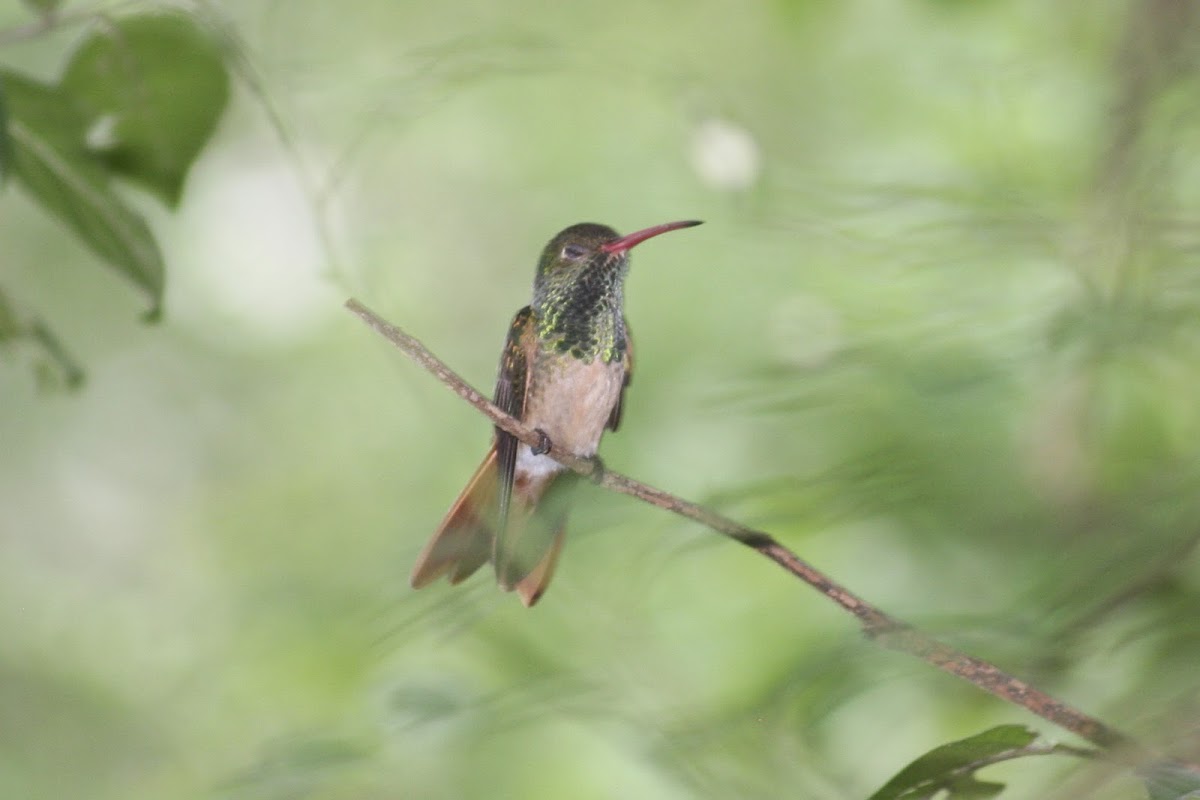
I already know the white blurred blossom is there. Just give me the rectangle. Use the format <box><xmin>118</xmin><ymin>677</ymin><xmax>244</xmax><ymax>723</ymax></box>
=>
<box><xmin>168</xmin><ymin>149</ymin><xmax>340</xmax><ymax>347</ymax></box>
<box><xmin>689</xmin><ymin>117</ymin><xmax>762</xmax><ymax>191</ymax></box>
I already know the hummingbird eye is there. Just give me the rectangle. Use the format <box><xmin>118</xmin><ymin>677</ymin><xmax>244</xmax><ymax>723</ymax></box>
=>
<box><xmin>561</xmin><ymin>244</ymin><xmax>588</xmax><ymax>261</ymax></box>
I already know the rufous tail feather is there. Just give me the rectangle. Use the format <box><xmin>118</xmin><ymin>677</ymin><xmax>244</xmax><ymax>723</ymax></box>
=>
<box><xmin>514</xmin><ymin>525</ymin><xmax>567</xmax><ymax>607</ymax></box>
<box><xmin>410</xmin><ymin>449</ymin><xmax>498</xmax><ymax>589</ymax></box>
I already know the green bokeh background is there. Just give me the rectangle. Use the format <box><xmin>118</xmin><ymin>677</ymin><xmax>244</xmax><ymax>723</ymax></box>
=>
<box><xmin>3</xmin><ymin>1</ymin><xmax>1200</xmax><ymax>798</ymax></box>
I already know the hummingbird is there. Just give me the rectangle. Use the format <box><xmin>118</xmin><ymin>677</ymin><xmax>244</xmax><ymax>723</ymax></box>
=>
<box><xmin>410</xmin><ymin>219</ymin><xmax>703</xmax><ymax>606</ymax></box>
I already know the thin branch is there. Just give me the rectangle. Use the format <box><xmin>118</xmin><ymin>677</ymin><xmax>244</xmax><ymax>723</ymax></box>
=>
<box><xmin>346</xmin><ymin>297</ymin><xmax>1172</xmax><ymax>764</ymax></box>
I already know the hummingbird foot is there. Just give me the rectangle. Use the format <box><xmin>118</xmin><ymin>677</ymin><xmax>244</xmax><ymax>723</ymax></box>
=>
<box><xmin>531</xmin><ymin>428</ymin><xmax>553</xmax><ymax>456</ymax></box>
<box><xmin>584</xmin><ymin>454</ymin><xmax>606</xmax><ymax>483</ymax></box>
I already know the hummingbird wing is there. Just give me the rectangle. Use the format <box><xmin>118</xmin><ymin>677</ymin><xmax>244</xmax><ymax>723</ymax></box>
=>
<box><xmin>494</xmin><ymin>306</ymin><xmax>536</xmax><ymax>529</ymax></box>
<box><xmin>606</xmin><ymin>317</ymin><xmax>633</xmax><ymax>432</ymax></box>
<box><xmin>409</xmin><ymin>307</ymin><xmax>536</xmax><ymax>592</ymax></box>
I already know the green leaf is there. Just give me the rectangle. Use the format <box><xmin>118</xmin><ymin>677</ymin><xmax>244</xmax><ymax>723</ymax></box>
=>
<box><xmin>219</xmin><ymin>735</ymin><xmax>368</xmax><ymax>798</ymax></box>
<box><xmin>21</xmin><ymin>0</ymin><xmax>64</xmax><ymax>15</ymax></box>
<box><xmin>0</xmin><ymin>78</ymin><xmax>10</xmax><ymax>182</ymax></box>
<box><xmin>0</xmin><ymin>288</ymin><xmax>20</xmax><ymax>342</ymax></box>
<box><xmin>0</xmin><ymin>69</ymin><xmax>164</xmax><ymax>316</ymax></box>
<box><xmin>0</xmin><ymin>288</ymin><xmax>86</xmax><ymax>388</ymax></box>
<box><xmin>1141</xmin><ymin>761</ymin><xmax>1200</xmax><ymax>800</ymax></box>
<box><xmin>27</xmin><ymin>318</ymin><xmax>86</xmax><ymax>389</ymax></box>
<box><xmin>868</xmin><ymin>725</ymin><xmax>1039</xmax><ymax>800</ymax></box>
<box><xmin>61</xmin><ymin>11</ymin><xmax>230</xmax><ymax>208</ymax></box>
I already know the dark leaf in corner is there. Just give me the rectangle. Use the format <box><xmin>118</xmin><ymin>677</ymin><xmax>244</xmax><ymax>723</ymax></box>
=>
<box><xmin>1141</xmin><ymin>761</ymin><xmax>1200</xmax><ymax>800</ymax></box>
<box><xmin>868</xmin><ymin>725</ymin><xmax>1039</xmax><ymax>800</ymax></box>
<box><xmin>61</xmin><ymin>11</ymin><xmax>230</xmax><ymax>208</ymax></box>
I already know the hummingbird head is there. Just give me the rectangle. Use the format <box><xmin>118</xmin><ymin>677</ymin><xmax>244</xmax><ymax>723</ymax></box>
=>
<box><xmin>534</xmin><ymin>220</ymin><xmax>703</xmax><ymax>283</ymax></box>
<box><xmin>531</xmin><ymin>219</ymin><xmax>702</xmax><ymax>361</ymax></box>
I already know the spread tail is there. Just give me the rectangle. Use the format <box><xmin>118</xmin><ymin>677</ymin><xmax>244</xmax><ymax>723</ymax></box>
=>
<box><xmin>412</xmin><ymin>453</ymin><xmax>578</xmax><ymax>606</ymax></box>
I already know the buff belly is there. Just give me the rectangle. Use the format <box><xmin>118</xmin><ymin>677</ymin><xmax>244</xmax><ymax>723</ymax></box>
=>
<box><xmin>515</xmin><ymin>354</ymin><xmax>625</xmax><ymax>479</ymax></box>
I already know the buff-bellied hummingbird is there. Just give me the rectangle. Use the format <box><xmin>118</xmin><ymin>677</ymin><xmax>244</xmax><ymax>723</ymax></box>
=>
<box><xmin>410</xmin><ymin>220</ymin><xmax>703</xmax><ymax>606</ymax></box>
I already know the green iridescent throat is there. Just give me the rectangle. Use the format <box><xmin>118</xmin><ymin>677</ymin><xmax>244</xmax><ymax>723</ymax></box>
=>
<box><xmin>532</xmin><ymin>256</ymin><xmax>628</xmax><ymax>363</ymax></box>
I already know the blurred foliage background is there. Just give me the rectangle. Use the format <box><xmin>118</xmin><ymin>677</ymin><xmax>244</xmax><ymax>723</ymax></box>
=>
<box><xmin>3</xmin><ymin>0</ymin><xmax>1200</xmax><ymax>798</ymax></box>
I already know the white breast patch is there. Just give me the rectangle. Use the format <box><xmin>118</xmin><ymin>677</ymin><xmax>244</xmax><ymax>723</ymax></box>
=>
<box><xmin>515</xmin><ymin>445</ymin><xmax>566</xmax><ymax>479</ymax></box>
